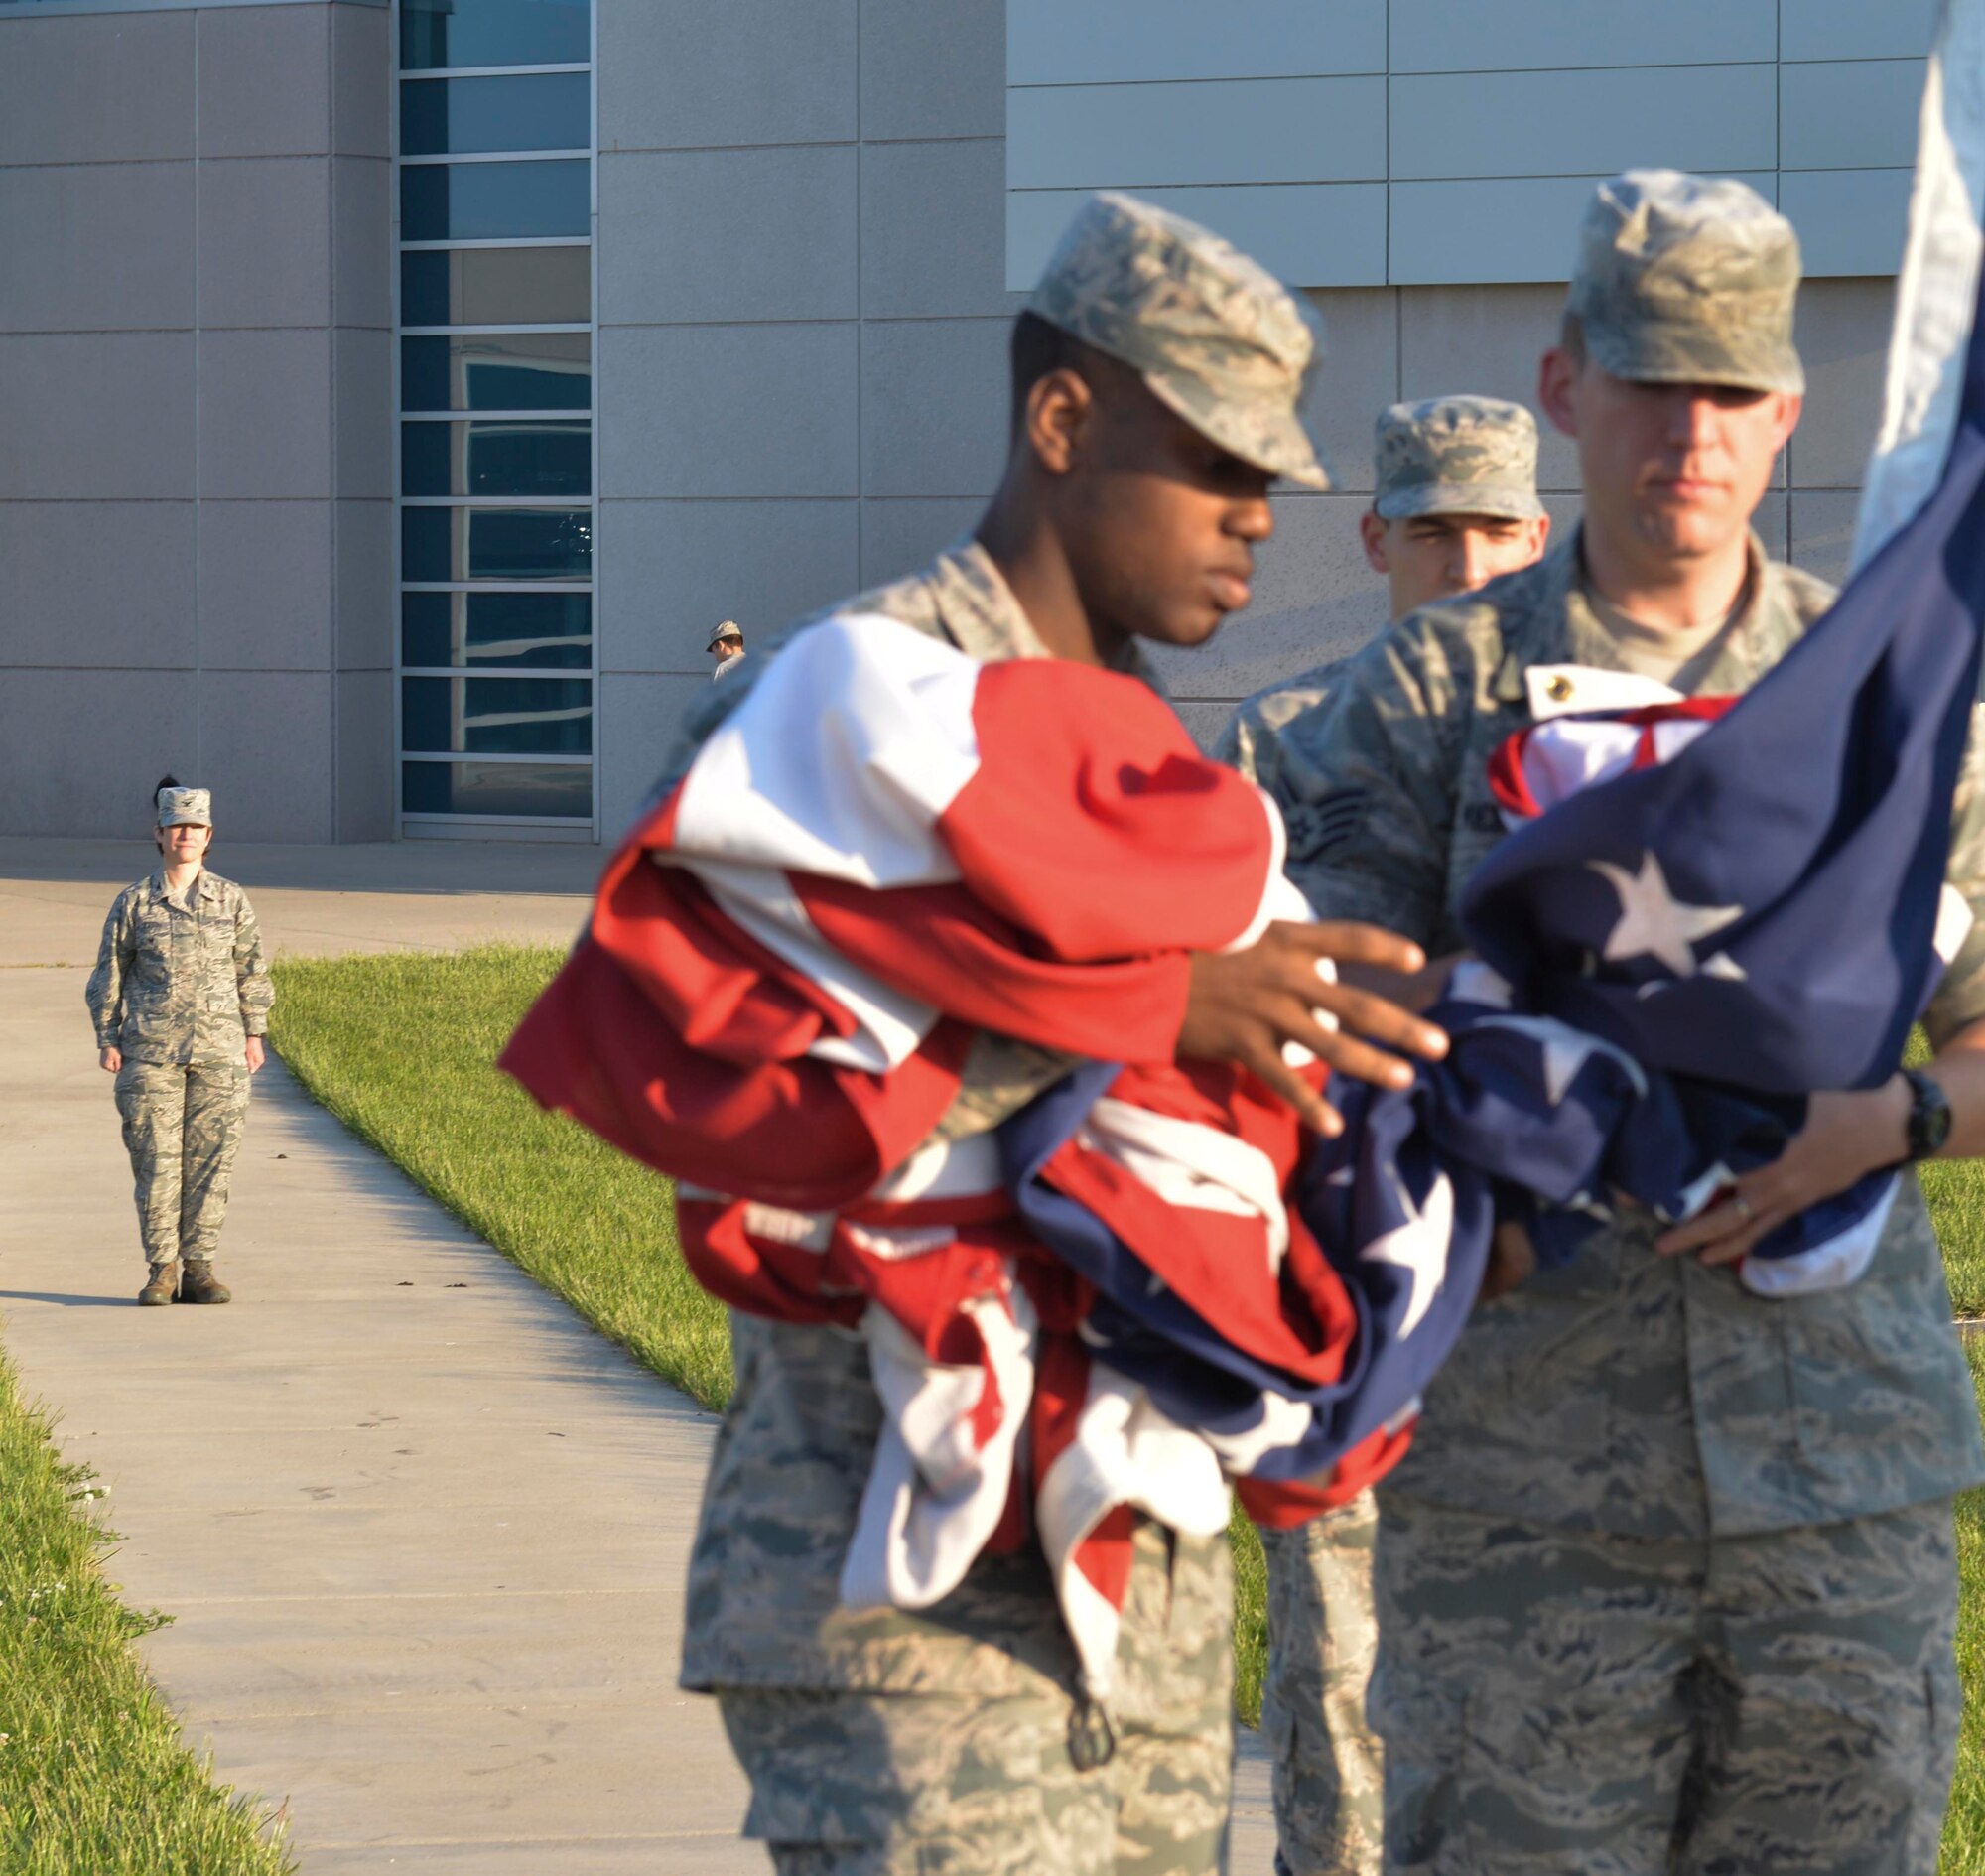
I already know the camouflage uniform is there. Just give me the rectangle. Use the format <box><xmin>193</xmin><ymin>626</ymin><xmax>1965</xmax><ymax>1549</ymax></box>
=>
<box><xmin>663</xmin><ymin>191</ymin><xmax>1332</xmax><ymax>1875</ymax></box>
<box><xmin>87</xmin><ymin>829</ymin><xmax>272</xmax><ymax>1273</ymax></box>
<box><xmin>1230</xmin><ymin>396</ymin><xmax>1544</xmax><ymax>1876</ymax></box>
<box><xmin>1257</xmin><ymin>1497</ymin><xmax>1383</xmax><ymax>1876</ymax></box>
<box><xmin>1216</xmin><ymin>396</ymin><xmax>1542</xmax><ymax>802</ymax></box>
<box><xmin>1250</xmin><ymin>173</ymin><xmax>1985</xmax><ymax>1873</ymax></box>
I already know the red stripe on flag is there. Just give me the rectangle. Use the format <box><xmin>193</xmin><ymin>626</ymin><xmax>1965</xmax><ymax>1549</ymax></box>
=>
<box><xmin>943</xmin><ymin>661</ymin><xmax>1279</xmax><ymax>960</ymax></box>
<box><xmin>499</xmin><ymin>798</ymin><xmax>976</xmax><ymax>1207</ymax></box>
<box><xmin>1234</xmin><ymin>1415</ymin><xmax>1415</xmax><ymax>1528</ymax></box>
<box><xmin>798</xmin><ymin>874</ymin><xmax>1193</xmax><ymax>1067</ymax></box>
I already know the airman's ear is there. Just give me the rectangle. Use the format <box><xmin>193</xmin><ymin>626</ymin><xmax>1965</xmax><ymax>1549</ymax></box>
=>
<box><xmin>1358</xmin><ymin>508</ymin><xmax>1392</xmax><ymax>575</ymax></box>
<box><xmin>1538</xmin><ymin>347</ymin><xmax>1581</xmax><ymax>439</ymax></box>
<box><xmin>1770</xmin><ymin>390</ymin><xmax>1804</xmax><ymax>453</ymax></box>
<box><xmin>1023</xmin><ymin>366</ymin><xmax>1095</xmax><ymax>476</ymax></box>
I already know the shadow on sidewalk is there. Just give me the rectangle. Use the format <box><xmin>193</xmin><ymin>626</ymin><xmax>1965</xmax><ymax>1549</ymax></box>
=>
<box><xmin>0</xmin><ymin>1288</ymin><xmax>134</xmax><ymax>1309</ymax></box>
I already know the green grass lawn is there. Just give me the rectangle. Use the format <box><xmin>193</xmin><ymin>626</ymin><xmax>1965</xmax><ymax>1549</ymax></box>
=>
<box><xmin>269</xmin><ymin>942</ymin><xmax>1985</xmax><ymax>1856</ymax></box>
<box><xmin>1957</xmin><ymin>1365</ymin><xmax>1985</xmax><ymax>1876</ymax></box>
<box><xmin>270</xmin><ymin>944</ymin><xmax>729</xmax><ymax>1412</ymax></box>
<box><xmin>0</xmin><ymin>1350</ymin><xmax>294</xmax><ymax>1875</ymax></box>
<box><xmin>1912</xmin><ymin>1030</ymin><xmax>1985</xmax><ymax>1317</ymax></box>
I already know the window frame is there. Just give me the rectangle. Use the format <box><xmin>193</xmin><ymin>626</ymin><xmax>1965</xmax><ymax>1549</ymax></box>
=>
<box><xmin>392</xmin><ymin>0</ymin><xmax>598</xmax><ymax>842</ymax></box>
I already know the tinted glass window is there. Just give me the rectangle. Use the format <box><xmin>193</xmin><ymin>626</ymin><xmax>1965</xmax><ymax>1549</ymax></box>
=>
<box><xmin>402</xmin><ymin>506</ymin><xmax>593</xmax><ymax>582</ymax></box>
<box><xmin>400</xmin><ymin>0</ymin><xmax>589</xmax><ymax>70</ymax></box>
<box><xmin>400</xmin><ymin>73</ymin><xmax>589</xmax><ymax>155</ymax></box>
<box><xmin>401</xmin><ymin>160</ymin><xmax>588</xmax><ymax>241</ymax></box>
<box><xmin>401</xmin><ymin>245</ymin><xmax>589</xmax><ymax>327</ymax></box>
<box><xmin>403</xmin><ymin>760</ymin><xmax>592</xmax><ymax>819</ymax></box>
<box><xmin>403</xmin><ymin>677</ymin><xmax>593</xmax><ymax>756</ymax></box>
<box><xmin>402</xmin><ymin>592</ymin><xmax>592</xmax><ymax>669</ymax></box>
<box><xmin>401</xmin><ymin>334</ymin><xmax>590</xmax><ymax>411</ymax></box>
<box><xmin>402</xmin><ymin>421</ymin><xmax>590</xmax><ymax>498</ymax></box>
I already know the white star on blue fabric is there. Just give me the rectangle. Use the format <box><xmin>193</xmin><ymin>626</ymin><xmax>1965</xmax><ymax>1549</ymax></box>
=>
<box><xmin>1474</xmin><ymin>1013</ymin><xmax>1650</xmax><ymax>1104</ymax></box>
<box><xmin>1360</xmin><ymin>1167</ymin><xmax>1453</xmax><ymax>1339</ymax></box>
<box><xmin>1589</xmin><ymin>851</ymin><xmax>1742</xmax><ymax>978</ymax></box>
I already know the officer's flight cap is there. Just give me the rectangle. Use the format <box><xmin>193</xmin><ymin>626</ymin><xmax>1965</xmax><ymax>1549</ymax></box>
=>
<box><xmin>156</xmin><ymin>786</ymin><xmax>212</xmax><ymax>828</ymax></box>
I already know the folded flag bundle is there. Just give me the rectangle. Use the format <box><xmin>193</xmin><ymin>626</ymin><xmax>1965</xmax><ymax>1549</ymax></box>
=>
<box><xmin>499</xmin><ymin>613</ymin><xmax>1458</xmax><ymax>1696</ymax></box>
<box><xmin>1318</xmin><ymin>236</ymin><xmax>1985</xmax><ymax>1298</ymax></box>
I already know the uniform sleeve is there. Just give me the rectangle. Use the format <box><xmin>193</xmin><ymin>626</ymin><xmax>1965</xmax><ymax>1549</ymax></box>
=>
<box><xmin>1216</xmin><ymin>667</ymin><xmax>1342</xmax><ymax>792</ymax></box>
<box><xmin>1211</xmin><ymin>699</ymin><xmax>1255</xmax><ymax>777</ymax></box>
<box><xmin>233</xmin><ymin>889</ymin><xmax>275</xmax><ymax>1036</ymax></box>
<box><xmin>1264</xmin><ymin>625</ymin><xmax>1466</xmax><ymax>953</ymax></box>
<box><xmin>84</xmin><ymin>893</ymin><xmax>133</xmax><ymax>1049</ymax></box>
<box><xmin>1927</xmin><ymin>701</ymin><xmax>1985</xmax><ymax>1048</ymax></box>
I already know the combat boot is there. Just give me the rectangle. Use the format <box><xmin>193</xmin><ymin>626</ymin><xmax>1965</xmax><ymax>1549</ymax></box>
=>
<box><xmin>138</xmin><ymin>1260</ymin><xmax>180</xmax><ymax>1306</ymax></box>
<box><xmin>179</xmin><ymin>1261</ymin><xmax>231</xmax><ymax>1305</ymax></box>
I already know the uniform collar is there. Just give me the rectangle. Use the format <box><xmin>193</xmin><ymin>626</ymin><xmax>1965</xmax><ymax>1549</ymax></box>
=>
<box><xmin>147</xmin><ymin>868</ymin><xmax>217</xmax><ymax>907</ymax></box>
<box><xmin>925</xmin><ymin>536</ymin><xmax>1164</xmax><ymax>692</ymax></box>
<box><xmin>1492</xmin><ymin>525</ymin><xmax>1777</xmax><ymax>703</ymax></box>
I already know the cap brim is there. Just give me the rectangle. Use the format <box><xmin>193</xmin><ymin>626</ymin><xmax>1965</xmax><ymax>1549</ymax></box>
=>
<box><xmin>1375</xmin><ymin>482</ymin><xmax>1545</xmax><ymax>523</ymax></box>
<box><xmin>1141</xmin><ymin>372</ymin><xmax>1334</xmax><ymax>491</ymax></box>
<box><xmin>159</xmin><ymin>814</ymin><xmax>211</xmax><ymax>827</ymax></box>
<box><xmin>1586</xmin><ymin>321</ymin><xmax>1805</xmax><ymax>396</ymax></box>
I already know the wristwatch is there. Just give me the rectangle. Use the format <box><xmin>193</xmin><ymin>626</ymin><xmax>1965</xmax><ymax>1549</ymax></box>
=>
<box><xmin>1901</xmin><ymin>1067</ymin><xmax>1953</xmax><ymax>1162</ymax></box>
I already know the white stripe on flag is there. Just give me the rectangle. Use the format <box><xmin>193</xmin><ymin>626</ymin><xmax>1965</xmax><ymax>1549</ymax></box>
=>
<box><xmin>1854</xmin><ymin>0</ymin><xmax>1985</xmax><ymax>570</ymax></box>
<box><xmin>1034</xmin><ymin>1366</ymin><xmax>1232</xmax><ymax>1701</ymax></box>
<box><xmin>868</xmin><ymin>1132</ymin><xmax>1004</xmax><ymax>1204</ymax></box>
<box><xmin>842</xmin><ymin>1288</ymin><xmax>1039</xmax><ymax>1613</ymax></box>
<box><xmin>1739</xmin><ymin>1178</ymin><xmax>1899</xmax><ymax>1299</ymax></box>
<box><xmin>1078</xmin><ymin>1095</ymin><xmax>1293</xmax><ymax>1272</ymax></box>
<box><xmin>674</xmin><ymin>611</ymin><xmax>983</xmax><ymax>887</ymax></box>
<box><xmin>673</xmin><ymin>852</ymin><xmax>939</xmax><ymax>1073</ymax></box>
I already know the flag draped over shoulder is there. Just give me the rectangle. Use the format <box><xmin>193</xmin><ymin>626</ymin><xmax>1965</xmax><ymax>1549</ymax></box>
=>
<box><xmin>500</xmin><ymin>612</ymin><xmax>1445</xmax><ymax>1697</ymax></box>
<box><xmin>1320</xmin><ymin>7</ymin><xmax>1985</xmax><ymax>1298</ymax></box>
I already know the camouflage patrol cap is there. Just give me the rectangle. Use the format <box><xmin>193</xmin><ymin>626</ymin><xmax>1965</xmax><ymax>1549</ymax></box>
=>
<box><xmin>1568</xmin><ymin>170</ymin><xmax>1804</xmax><ymax>394</ymax></box>
<box><xmin>156</xmin><ymin>786</ymin><xmax>211</xmax><ymax>827</ymax></box>
<box><xmin>706</xmin><ymin>619</ymin><xmax>743</xmax><ymax>650</ymax></box>
<box><xmin>1374</xmin><ymin>395</ymin><xmax>1544</xmax><ymax>522</ymax></box>
<box><xmin>1028</xmin><ymin>192</ymin><xmax>1331</xmax><ymax>489</ymax></box>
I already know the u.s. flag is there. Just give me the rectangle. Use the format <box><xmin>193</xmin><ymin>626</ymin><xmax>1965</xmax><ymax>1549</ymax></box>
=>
<box><xmin>500</xmin><ymin>613</ymin><xmax>1446</xmax><ymax>1699</ymax></box>
<box><xmin>1317</xmin><ymin>6</ymin><xmax>1985</xmax><ymax>1303</ymax></box>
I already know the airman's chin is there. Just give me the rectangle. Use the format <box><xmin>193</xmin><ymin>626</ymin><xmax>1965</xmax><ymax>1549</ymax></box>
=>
<box><xmin>1636</xmin><ymin>505</ymin><xmax>1741</xmax><ymax>559</ymax></box>
<box><xmin>1156</xmin><ymin>604</ymin><xmax>1228</xmax><ymax>650</ymax></box>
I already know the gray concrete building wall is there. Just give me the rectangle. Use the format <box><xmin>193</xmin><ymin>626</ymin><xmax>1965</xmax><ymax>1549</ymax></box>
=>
<box><xmin>0</xmin><ymin>0</ymin><xmax>1921</xmax><ymax>841</ymax></box>
<box><xmin>591</xmin><ymin>0</ymin><xmax>1901</xmax><ymax>786</ymax></box>
<box><xmin>593</xmin><ymin>0</ymin><xmax>1013</xmax><ymax>834</ymax></box>
<box><xmin>1005</xmin><ymin>0</ymin><xmax>1934</xmax><ymax>287</ymax></box>
<box><xmin>0</xmin><ymin>0</ymin><xmax>392</xmax><ymax>844</ymax></box>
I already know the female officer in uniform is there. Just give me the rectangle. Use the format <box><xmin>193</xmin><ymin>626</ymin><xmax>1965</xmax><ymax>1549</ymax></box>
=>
<box><xmin>86</xmin><ymin>777</ymin><xmax>274</xmax><ymax>1305</ymax></box>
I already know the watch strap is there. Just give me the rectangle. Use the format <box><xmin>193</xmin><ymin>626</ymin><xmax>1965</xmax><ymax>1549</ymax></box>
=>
<box><xmin>1902</xmin><ymin>1066</ymin><xmax>1953</xmax><ymax>1162</ymax></box>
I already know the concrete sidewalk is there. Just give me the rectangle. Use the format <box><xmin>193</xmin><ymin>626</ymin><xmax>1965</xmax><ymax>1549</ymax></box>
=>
<box><xmin>0</xmin><ymin>840</ymin><xmax>1274</xmax><ymax>1873</ymax></box>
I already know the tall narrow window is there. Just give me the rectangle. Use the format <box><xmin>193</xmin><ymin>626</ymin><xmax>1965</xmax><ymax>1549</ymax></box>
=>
<box><xmin>396</xmin><ymin>0</ymin><xmax>595</xmax><ymax>839</ymax></box>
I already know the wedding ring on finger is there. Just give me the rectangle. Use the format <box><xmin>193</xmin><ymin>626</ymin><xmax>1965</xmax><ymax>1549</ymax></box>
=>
<box><xmin>1730</xmin><ymin>1192</ymin><xmax>1755</xmax><ymax>1224</ymax></box>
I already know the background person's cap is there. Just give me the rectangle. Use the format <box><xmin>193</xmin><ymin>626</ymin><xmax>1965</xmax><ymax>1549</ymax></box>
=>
<box><xmin>1027</xmin><ymin>191</ymin><xmax>1332</xmax><ymax>489</ymax></box>
<box><xmin>157</xmin><ymin>786</ymin><xmax>211</xmax><ymax>827</ymax></box>
<box><xmin>1373</xmin><ymin>395</ymin><xmax>1544</xmax><ymax>522</ymax></box>
<box><xmin>706</xmin><ymin>619</ymin><xmax>743</xmax><ymax>651</ymax></box>
<box><xmin>1567</xmin><ymin>169</ymin><xmax>1804</xmax><ymax>394</ymax></box>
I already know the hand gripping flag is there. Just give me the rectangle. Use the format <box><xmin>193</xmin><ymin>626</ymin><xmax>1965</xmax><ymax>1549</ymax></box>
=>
<box><xmin>500</xmin><ymin>611</ymin><xmax>1443</xmax><ymax>1699</ymax></box>
<box><xmin>1320</xmin><ymin>10</ymin><xmax>1985</xmax><ymax>1300</ymax></box>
